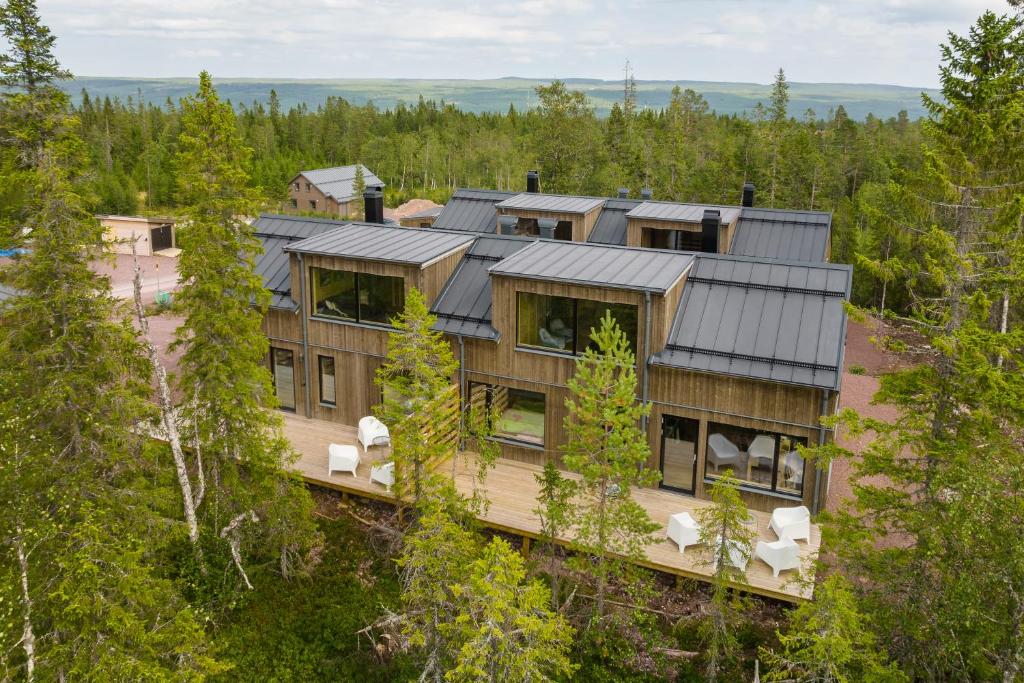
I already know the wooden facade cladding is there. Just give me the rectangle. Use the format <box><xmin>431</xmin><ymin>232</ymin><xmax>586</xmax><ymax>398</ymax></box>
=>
<box><xmin>625</xmin><ymin>215</ymin><xmax>739</xmax><ymax>254</ymax></box>
<box><xmin>286</xmin><ymin>173</ymin><xmax>358</xmax><ymax>218</ymax></box>
<box><xmin>496</xmin><ymin>205</ymin><xmax>603</xmax><ymax>242</ymax></box>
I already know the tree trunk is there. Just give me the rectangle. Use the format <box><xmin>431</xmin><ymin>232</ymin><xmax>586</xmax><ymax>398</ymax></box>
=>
<box><xmin>220</xmin><ymin>510</ymin><xmax>258</xmax><ymax>590</ymax></box>
<box><xmin>15</xmin><ymin>530</ymin><xmax>35</xmax><ymax>683</ymax></box>
<box><xmin>131</xmin><ymin>249</ymin><xmax>204</xmax><ymax>562</ymax></box>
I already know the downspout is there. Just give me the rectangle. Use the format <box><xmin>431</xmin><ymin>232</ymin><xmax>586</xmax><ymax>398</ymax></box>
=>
<box><xmin>641</xmin><ymin>291</ymin><xmax>652</xmax><ymax>432</ymax></box>
<box><xmin>458</xmin><ymin>335</ymin><xmax>466</xmax><ymax>446</ymax></box>
<box><xmin>297</xmin><ymin>252</ymin><xmax>312</xmax><ymax>418</ymax></box>
<box><xmin>813</xmin><ymin>388</ymin><xmax>831</xmax><ymax>514</ymax></box>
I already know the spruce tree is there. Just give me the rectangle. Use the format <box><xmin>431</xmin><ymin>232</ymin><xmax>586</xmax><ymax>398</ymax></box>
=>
<box><xmin>562</xmin><ymin>311</ymin><xmax>659</xmax><ymax>617</ymax></box>
<box><xmin>173</xmin><ymin>71</ymin><xmax>318</xmax><ymax>590</ymax></box>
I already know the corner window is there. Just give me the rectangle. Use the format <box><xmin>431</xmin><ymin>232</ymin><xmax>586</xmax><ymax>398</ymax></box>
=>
<box><xmin>642</xmin><ymin>227</ymin><xmax>703</xmax><ymax>252</ymax></box>
<box><xmin>661</xmin><ymin>414</ymin><xmax>698</xmax><ymax>494</ymax></box>
<box><xmin>469</xmin><ymin>382</ymin><xmax>545</xmax><ymax>447</ymax></box>
<box><xmin>704</xmin><ymin>422</ymin><xmax>806</xmax><ymax>497</ymax></box>
<box><xmin>515</xmin><ymin>217</ymin><xmax>539</xmax><ymax>237</ymax></box>
<box><xmin>516</xmin><ymin>292</ymin><xmax>638</xmax><ymax>356</ymax></box>
<box><xmin>318</xmin><ymin>355</ymin><xmax>336</xmax><ymax>406</ymax></box>
<box><xmin>311</xmin><ymin>267</ymin><xmax>404</xmax><ymax>326</ymax></box>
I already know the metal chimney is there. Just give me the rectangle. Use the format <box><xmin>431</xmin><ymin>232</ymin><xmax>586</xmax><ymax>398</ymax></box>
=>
<box><xmin>617</xmin><ymin>187</ymin><xmax>629</xmax><ymax>199</ymax></box>
<box><xmin>526</xmin><ymin>170</ymin><xmax>540</xmax><ymax>193</ymax></box>
<box><xmin>363</xmin><ymin>186</ymin><xmax>384</xmax><ymax>223</ymax></box>
<box><xmin>498</xmin><ymin>215</ymin><xmax>518</xmax><ymax>236</ymax></box>
<box><xmin>701</xmin><ymin>209</ymin><xmax>721</xmax><ymax>253</ymax></box>
<box><xmin>640</xmin><ymin>187</ymin><xmax>653</xmax><ymax>200</ymax></box>
<box><xmin>742</xmin><ymin>182</ymin><xmax>755</xmax><ymax>208</ymax></box>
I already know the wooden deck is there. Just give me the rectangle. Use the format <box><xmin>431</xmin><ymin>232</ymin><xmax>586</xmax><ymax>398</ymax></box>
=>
<box><xmin>284</xmin><ymin>413</ymin><xmax>819</xmax><ymax>602</ymax></box>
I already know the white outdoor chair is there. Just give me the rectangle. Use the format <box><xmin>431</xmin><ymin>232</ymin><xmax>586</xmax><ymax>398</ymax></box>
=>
<box><xmin>327</xmin><ymin>443</ymin><xmax>360</xmax><ymax>478</ymax></box>
<box><xmin>370</xmin><ymin>462</ymin><xmax>395</xmax><ymax>492</ymax></box>
<box><xmin>755</xmin><ymin>538</ymin><xmax>801</xmax><ymax>577</ymax></box>
<box><xmin>746</xmin><ymin>434</ymin><xmax>776</xmax><ymax>475</ymax></box>
<box><xmin>666</xmin><ymin>512</ymin><xmax>701</xmax><ymax>554</ymax></box>
<box><xmin>707</xmin><ymin>433</ymin><xmax>741</xmax><ymax>473</ymax></box>
<box><xmin>712</xmin><ymin>537</ymin><xmax>751</xmax><ymax>572</ymax></box>
<box><xmin>769</xmin><ymin>505</ymin><xmax>811</xmax><ymax>543</ymax></box>
<box><xmin>357</xmin><ymin>416</ymin><xmax>391</xmax><ymax>454</ymax></box>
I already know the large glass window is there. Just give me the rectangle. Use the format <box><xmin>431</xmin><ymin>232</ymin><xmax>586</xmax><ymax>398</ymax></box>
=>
<box><xmin>704</xmin><ymin>422</ymin><xmax>807</xmax><ymax>497</ymax></box>
<box><xmin>469</xmin><ymin>382</ymin><xmax>546</xmax><ymax>447</ymax></box>
<box><xmin>642</xmin><ymin>227</ymin><xmax>704</xmax><ymax>252</ymax></box>
<box><xmin>318</xmin><ymin>355</ymin><xmax>336</xmax><ymax>406</ymax></box>
<box><xmin>269</xmin><ymin>347</ymin><xmax>296</xmax><ymax>412</ymax></box>
<box><xmin>516</xmin><ymin>292</ymin><xmax>638</xmax><ymax>356</ymax></box>
<box><xmin>310</xmin><ymin>267</ymin><xmax>404</xmax><ymax>326</ymax></box>
<box><xmin>661</xmin><ymin>415</ymin><xmax>699</xmax><ymax>494</ymax></box>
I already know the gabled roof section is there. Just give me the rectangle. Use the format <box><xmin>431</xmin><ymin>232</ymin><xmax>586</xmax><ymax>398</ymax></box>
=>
<box><xmin>404</xmin><ymin>206</ymin><xmax>444</xmax><ymax>220</ymax></box>
<box><xmin>432</xmin><ymin>188</ymin><xmax>516</xmax><ymax>233</ymax></box>
<box><xmin>651</xmin><ymin>254</ymin><xmax>851</xmax><ymax>390</ymax></box>
<box><xmin>489</xmin><ymin>240</ymin><xmax>693</xmax><ymax>294</ymax></box>
<box><xmin>431</xmin><ymin>235</ymin><xmax>532</xmax><ymax>340</ymax></box>
<box><xmin>253</xmin><ymin>214</ymin><xmax>347</xmax><ymax>310</ymax></box>
<box><xmin>587</xmin><ymin>198</ymin><xmax>640</xmax><ymax>245</ymax></box>
<box><xmin>729</xmin><ymin>208</ymin><xmax>832</xmax><ymax>262</ymax></box>
<box><xmin>296</xmin><ymin>164</ymin><xmax>384</xmax><ymax>202</ymax></box>
<box><xmin>495</xmin><ymin>193</ymin><xmax>605</xmax><ymax>214</ymax></box>
<box><xmin>285</xmin><ymin>222</ymin><xmax>474</xmax><ymax>267</ymax></box>
<box><xmin>626</xmin><ymin>201</ymin><xmax>741</xmax><ymax>224</ymax></box>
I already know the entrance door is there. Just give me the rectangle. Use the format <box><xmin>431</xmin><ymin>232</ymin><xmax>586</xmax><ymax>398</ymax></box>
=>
<box><xmin>660</xmin><ymin>414</ymin><xmax>699</xmax><ymax>494</ymax></box>
<box><xmin>270</xmin><ymin>347</ymin><xmax>296</xmax><ymax>411</ymax></box>
<box><xmin>150</xmin><ymin>224</ymin><xmax>173</xmax><ymax>251</ymax></box>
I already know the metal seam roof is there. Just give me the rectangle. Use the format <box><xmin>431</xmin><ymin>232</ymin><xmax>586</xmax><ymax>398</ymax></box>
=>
<box><xmin>494</xmin><ymin>193</ymin><xmax>605</xmax><ymax>214</ymax></box>
<box><xmin>284</xmin><ymin>222</ymin><xmax>474</xmax><ymax>265</ymax></box>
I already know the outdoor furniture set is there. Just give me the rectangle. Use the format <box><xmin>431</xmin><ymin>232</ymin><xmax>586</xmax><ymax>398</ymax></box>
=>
<box><xmin>326</xmin><ymin>416</ymin><xmax>395</xmax><ymax>491</ymax></box>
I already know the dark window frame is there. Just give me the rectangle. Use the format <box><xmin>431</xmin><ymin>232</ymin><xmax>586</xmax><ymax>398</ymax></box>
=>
<box><xmin>269</xmin><ymin>346</ymin><xmax>296</xmax><ymax>413</ymax></box>
<box><xmin>659</xmin><ymin>414</ymin><xmax>699</xmax><ymax>495</ymax></box>
<box><xmin>318</xmin><ymin>355</ymin><xmax>336</xmax><ymax>406</ymax></box>
<box><xmin>703</xmin><ymin>422</ymin><xmax>807</xmax><ymax>497</ymax></box>
<box><xmin>468</xmin><ymin>381</ymin><xmax>546</xmax><ymax>449</ymax></box>
<box><xmin>515</xmin><ymin>292</ymin><xmax>638</xmax><ymax>357</ymax></box>
<box><xmin>309</xmin><ymin>266</ymin><xmax>405</xmax><ymax>328</ymax></box>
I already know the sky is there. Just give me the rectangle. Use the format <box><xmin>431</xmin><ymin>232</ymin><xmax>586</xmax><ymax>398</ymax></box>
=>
<box><xmin>37</xmin><ymin>0</ymin><xmax>1011</xmax><ymax>87</ymax></box>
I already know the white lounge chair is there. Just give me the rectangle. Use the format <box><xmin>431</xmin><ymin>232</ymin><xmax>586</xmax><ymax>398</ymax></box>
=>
<box><xmin>327</xmin><ymin>443</ymin><xmax>360</xmax><ymax>478</ymax></box>
<box><xmin>666</xmin><ymin>512</ymin><xmax>701</xmax><ymax>554</ymax></box>
<box><xmin>769</xmin><ymin>505</ymin><xmax>811</xmax><ymax>543</ymax></box>
<box><xmin>370</xmin><ymin>462</ymin><xmax>395</xmax><ymax>492</ymax></box>
<box><xmin>755</xmin><ymin>538</ymin><xmax>801</xmax><ymax>577</ymax></box>
<box><xmin>357</xmin><ymin>416</ymin><xmax>391</xmax><ymax>454</ymax></box>
<box><xmin>713</xmin><ymin>537</ymin><xmax>750</xmax><ymax>571</ymax></box>
<box><xmin>746</xmin><ymin>434</ymin><xmax>776</xmax><ymax>477</ymax></box>
<box><xmin>707</xmin><ymin>433</ymin><xmax>741</xmax><ymax>473</ymax></box>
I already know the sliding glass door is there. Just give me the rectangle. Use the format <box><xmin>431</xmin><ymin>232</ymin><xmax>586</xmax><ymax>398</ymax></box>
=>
<box><xmin>270</xmin><ymin>347</ymin><xmax>296</xmax><ymax>412</ymax></box>
<box><xmin>660</xmin><ymin>414</ymin><xmax>698</xmax><ymax>494</ymax></box>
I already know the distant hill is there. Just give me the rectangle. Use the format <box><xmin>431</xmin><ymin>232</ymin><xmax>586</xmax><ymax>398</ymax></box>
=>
<box><xmin>61</xmin><ymin>76</ymin><xmax>937</xmax><ymax>121</ymax></box>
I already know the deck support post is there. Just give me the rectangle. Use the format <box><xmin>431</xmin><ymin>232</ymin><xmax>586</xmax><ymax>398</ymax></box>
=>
<box><xmin>521</xmin><ymin>536</ymin><xmax>531</xmax><ymax>558</ymax></box>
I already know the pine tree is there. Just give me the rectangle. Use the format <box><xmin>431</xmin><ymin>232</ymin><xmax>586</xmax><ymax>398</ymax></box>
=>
<box><xmin>695</xmin><ymin>472</ymin><xmax>755</xmax><ymax>683</ymax></box>
<box><xmin>352</xmin><ymin>162</ymin><xmax>366</xmax><ymax>219</ymax></box>
<box><xmin>562</xmin><ymin>311</ymin><xmax>660</xmax><ymax>617</ymax></box>
<box><xmin>533</xmin><ymin>461</ymin><xmax>576</xmax><ymax>609</ymax></box>
<box><xmin>173</xmin><ymin>71</ymin><xmax>318</xmax><ymax>590</ymax></box>
<box><xmin>375</xmin><ymin>288</ymin><xmax>459</xmax><ymax>511</ymax></box>
<box><xmin>761</xmin><ymin>574</ymin><xmax>907</xmax><ymax>683</ymax></box>
<box><xmin>766</xmin><ymin>67</ymin><xmax>790</xmax><ymax>207</ymax></box>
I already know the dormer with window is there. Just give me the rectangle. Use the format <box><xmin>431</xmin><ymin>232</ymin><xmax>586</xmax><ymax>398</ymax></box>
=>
<box><xmin>494</xmin><ymin>194</ymin><xmax>605</xmax><ymax>242</ymax></box>
<box><xmin>625</xmin><ymin>202</ymin><xmax>740</xmax><ymax>253</ymax></box>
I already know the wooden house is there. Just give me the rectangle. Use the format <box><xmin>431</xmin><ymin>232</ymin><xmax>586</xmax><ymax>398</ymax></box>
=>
<box><xmin>256</xmin><ymin>177</ymin><xmax>848</xmax><ymax>514</ymax></box>
<box><xmin>287</xmin><ymin>165</ymin><xmax>384</xmax><ymax>218</ymax></box>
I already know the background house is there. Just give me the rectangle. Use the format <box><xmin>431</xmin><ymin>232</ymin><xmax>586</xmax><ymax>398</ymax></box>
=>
<box><xmin>99</xmin><ymin>215</ymin><xmax>177</xmax><ymax>256</ymax></box>
<box><xmin>287</xmin><ymin>164</ymin><xmax>384</xmax><ymax>218</ymax></box>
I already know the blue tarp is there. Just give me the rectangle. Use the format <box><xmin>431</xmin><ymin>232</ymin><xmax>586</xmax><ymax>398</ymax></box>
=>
<box><xmin>0</xmin><ymin>249</ymin><xmax>29</xmax><ymax>257</ymax></box>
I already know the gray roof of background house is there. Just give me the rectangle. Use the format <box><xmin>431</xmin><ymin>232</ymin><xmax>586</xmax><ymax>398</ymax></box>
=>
<box><xmin>651</xmin><ymin>254</ymin><xmax>851</xmax><ymax>390</ymax></box>
<box><xmin>404</xmin><ymin>206</ymin><xmax>444</xmax><ymax>220</ymax></box>
<box><xmin>296</xmin><ymin>165</ymin><xmax>384</xmax><ymax>201</ymax></box>
<box><xmin>495</xmin><ymin>193</ymin><xmax>606</xmax><ymax>214</ymax></box>
<box><xmin>626</xmin><ymin>201</ymin><xmax>741</xmax><ymax>224</ymax></box>
<box><xmin>489</xmin><ymin>240</ymin><xmax>693</xmax><ymax>293</ymax></box>
<box><xmin>253</xmin><ymin>214</ymin><xmax>347</xmax><ymax>310</ymax></box>
<box><xmin>285</xmin><ymin>222</ymin><xmax>474</xmax><ymax>266</ymax></box>
<box><xmin>432</xmin><ymin>189</ymin><xmax>516</xmax><ymax>233</ymax></box>
<box><xmin>729</xmin><ymin>208</ymin><xmax>832</xmax><ymax>262</ymax></box>
<box><xmin>587</xmin><ymin>198</ymin><xmax>641</xmax><ymax>245</ymax></box>
<box><xmin>431</xmin><ymin>235</ymin><xmax>532</xmax><ymax>339</ymax></box>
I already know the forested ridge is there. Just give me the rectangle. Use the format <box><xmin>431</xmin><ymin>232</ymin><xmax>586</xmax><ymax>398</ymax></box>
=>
<box><xmin>3</xmin><ymin>0</ymin><xmax>1024</xmax><ymax>681</ymax></box>
<box><xmin>73</xmin><ymin>67</ymin><xmax>920</xmax><ymax>312</ymax></box>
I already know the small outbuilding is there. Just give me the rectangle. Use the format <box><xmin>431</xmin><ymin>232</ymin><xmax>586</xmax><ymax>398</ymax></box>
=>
<box><xmin>99</xmin><ymin>215</ymin><xmax>177</xmax><ymax>256</ymax></box>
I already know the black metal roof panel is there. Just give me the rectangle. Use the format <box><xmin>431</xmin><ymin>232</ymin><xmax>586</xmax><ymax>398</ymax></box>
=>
<box><xmin>432</xmin><ymin>189</ymin><xmax>515</xmax><ymax>233</ymax></box>
<box><xmin>404</xmin><ymin>206</ymin><xmax>444</xmax><ymax>220</ymax></box>
<box><xmin>627</xmin><ymin>201</ymin><xmax>741</xmax><ymax>224</ymax></box>
<box><xmin>651</xmin><ymin>254</ymin><xmax>851</xmax><ymax>390</ymax></box>
<box><xmin>587</xmin><ymin>199</ymin><xmax>640</xmax><ymax>245</ymax></box>
<box><xmin>729</xmin><ymin>207</ymin><xmax>832</xmax><ymax>262</ymax></box>
<box><xmin>495</xmin><ymin>193</ymin><xmax>605</xmax><ymax>214</ymax></box>
<box><xmin>430</xmin><ymin>235</ymin><xmax>533</xmax><ymax>340</ymax></box>
<box><xmin>252</xmin><ymin>214</ymin><xmax>346</xmax><ymax>310</ymax></box>
<box><xmin>285</xmin><ymin>222</ymin><xmax>474</xmax><ymax>266</ymax></box>
<box><xmin>489</xmin><ymin>240</ymin><xmax>693</xmax><ymax>293</ymax></box>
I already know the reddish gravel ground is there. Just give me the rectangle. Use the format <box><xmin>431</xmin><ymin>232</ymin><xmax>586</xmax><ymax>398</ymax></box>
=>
<box><xmin>91</xmin><ymin>252</ymin><xmax>181</xmax><ymax>305</ymax></box>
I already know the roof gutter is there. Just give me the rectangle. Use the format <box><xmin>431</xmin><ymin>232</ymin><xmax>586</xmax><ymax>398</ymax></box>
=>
<box><xmin>297</xmin><ymin>252</ymin><xmax>312</xmax><ymax>418</ymax></box>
